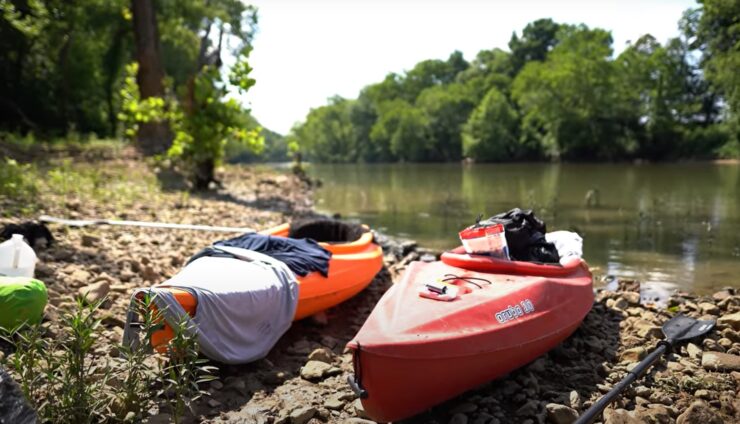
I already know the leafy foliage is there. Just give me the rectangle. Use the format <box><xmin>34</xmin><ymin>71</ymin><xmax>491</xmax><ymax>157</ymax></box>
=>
<box><xmin>292</xmin><ymin>10</ymin><xmax>737</xmax><ymax>162</ymax></box>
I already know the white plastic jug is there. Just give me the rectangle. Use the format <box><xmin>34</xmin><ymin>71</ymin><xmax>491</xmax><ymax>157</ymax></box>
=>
<box><xmin>0</xmin><ymin>234</ymin><xmax>37</xmax><ymax>277</ymax></box>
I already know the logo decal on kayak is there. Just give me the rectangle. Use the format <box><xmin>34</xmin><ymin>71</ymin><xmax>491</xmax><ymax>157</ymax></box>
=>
<box><xmin>495</xmin><ymin>299</ymin><xmax>535</xmax><ymax>323</ymax></box>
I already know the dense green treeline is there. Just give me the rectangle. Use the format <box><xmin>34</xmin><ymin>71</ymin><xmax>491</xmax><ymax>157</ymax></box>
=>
<box><xmin>293</xmin><ymin>0</ymin><xmax>740</xmax><ymax>163</ymax></box>
<box><xmin>0</xmin><ymin>0</ymin><xmax>273</xmax><ymax>186</ymax></box>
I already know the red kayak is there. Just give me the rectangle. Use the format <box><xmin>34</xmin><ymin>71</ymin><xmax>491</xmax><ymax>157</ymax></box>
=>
<box><xmin>346</xmin><ymin>247</ymin><xmax>593</xmax><ymax>422</ymax></box>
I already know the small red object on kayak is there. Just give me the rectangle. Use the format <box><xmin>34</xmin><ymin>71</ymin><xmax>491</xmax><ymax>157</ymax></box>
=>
<box><xmin>346</xmin><ymin>247</ymin><xmax>593</xmax><ymax>422</ymax></box>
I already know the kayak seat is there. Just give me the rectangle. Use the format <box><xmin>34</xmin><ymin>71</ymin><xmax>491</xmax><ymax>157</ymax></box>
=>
<box><xmin>288</xmin><ymin>218</ymin><xmax>365</xmax><ymax>244</ymax></box>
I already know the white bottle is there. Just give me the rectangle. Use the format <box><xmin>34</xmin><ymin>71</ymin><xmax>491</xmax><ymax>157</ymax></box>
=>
<box><xmin>0</xmin><ymin>234</ymin><xmax>37</xmax><ymax>278</ymax></box>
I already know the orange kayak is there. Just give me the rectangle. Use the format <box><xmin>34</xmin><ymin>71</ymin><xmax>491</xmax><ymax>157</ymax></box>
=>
<box><xmin>148</xmin><ymin>222</ymin><xmax>383</xmax><ymax>349</ymax></box>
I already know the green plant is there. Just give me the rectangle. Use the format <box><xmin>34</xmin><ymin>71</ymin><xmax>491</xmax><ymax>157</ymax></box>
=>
<box><xmin>0</xmin><ymin>158</ymin><xmax>37</xmax><ymax>201</ymax></box>
<box><xmin>158</xmin><ymin>314</ymin><xmax>217</xmax><ymax>423</ymax></box>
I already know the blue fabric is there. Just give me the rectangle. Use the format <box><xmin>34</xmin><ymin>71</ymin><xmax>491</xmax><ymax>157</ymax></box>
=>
<box><xmin>188</xmin><ymin>233</ymin><xmax>331</xmax><ymax>277</ymax></box>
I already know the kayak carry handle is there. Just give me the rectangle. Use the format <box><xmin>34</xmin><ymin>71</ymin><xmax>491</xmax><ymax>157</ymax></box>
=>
<box><xmin>348</xmin><ymin>374</ymin><xmax>368</xmax><ymax>399</ymax></box>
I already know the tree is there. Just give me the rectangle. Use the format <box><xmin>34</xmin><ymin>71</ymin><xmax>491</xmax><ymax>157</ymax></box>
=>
<box><xmin>508</xmin><ymin>18</ymin><xmax>562</xmax><ymax>75</ymax></box>
<box><xmin>415</xmin><ymin>83</ymin><xmax>476</xmax><ymax>161</ymax></box>
<box><xmin>684</xmin><ymin>0</ymin><xmax>740</xmax><ymax>157</ymax></box>
<box><xmin>131</xmin><ymin>0</ymin><xmax>170</xmax><ymax>155</ymax></box>
<box><xmin>512</xmin><ymin>25</ymin><xmax>626</xmax><ymax>160</ymax></box>
<box><xmin>462</xmin><ymin>88</ymin><xmax>520</xmax><ymax>161</ymax></box>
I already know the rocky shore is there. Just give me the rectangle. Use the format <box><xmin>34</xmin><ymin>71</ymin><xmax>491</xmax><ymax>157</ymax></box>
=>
<box><xmin>1</xmin><ymin>153</ymin><xmax>738</xmax><ymax>423</ymax></box>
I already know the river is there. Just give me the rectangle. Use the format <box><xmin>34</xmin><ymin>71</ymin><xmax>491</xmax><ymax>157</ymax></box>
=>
<box><xmin>308</xmin><ymin>162</ymin><xmax>740</xmax><ymax>294</ymax></box>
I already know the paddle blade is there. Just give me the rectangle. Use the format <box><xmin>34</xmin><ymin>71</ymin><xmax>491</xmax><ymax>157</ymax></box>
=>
<box><xmin>662</xmin><ymin>314</ymin><xmax>715</xmax><ymax>342</ymax></box>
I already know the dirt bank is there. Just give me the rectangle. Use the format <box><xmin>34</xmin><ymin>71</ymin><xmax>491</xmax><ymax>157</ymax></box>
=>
<box><xmin>1</xmin><ymin>151</ymin><xmax>738</xmax><ymax>424</ymax></box>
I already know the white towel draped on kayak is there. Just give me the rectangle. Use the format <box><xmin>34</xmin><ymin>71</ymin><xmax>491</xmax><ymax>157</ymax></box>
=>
<box><xmin>545</xmin><ymin>231</ymin><xmax>583</xmax><ymax>265</ymax></box>
<box><xmin>124</xmin><ymin>247</ymin><xmax>298</xmax><ymax>364</ymax></box>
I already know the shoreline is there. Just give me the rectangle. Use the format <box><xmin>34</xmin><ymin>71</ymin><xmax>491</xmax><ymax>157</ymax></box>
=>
<box><xmin>1</xmin><ymin>153</ymin><xmax>738</xmax><ymax>423</ymax></box>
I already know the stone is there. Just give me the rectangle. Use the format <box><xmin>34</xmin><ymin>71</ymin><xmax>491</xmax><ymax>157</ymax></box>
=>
<box><xmin>620</xmin><ymin>347</ymin><xmax>646</xmax><ymax>362</ymax></box>
<box><xmin>621</xmin><ymin>292</ymin><xmax>640</xmax><ymax>305</ymax></box>
<box><xmin>451</xmin><ymin>402</ymin><xmax>478</xmax><ymax>414</ymax></box>
<box><xmin>290</xmin><ymin>339</ymin><xmax>312</xmax><ymax>355</ymax></box>
<box><xmin>635</xmin><ymin>404</ymin><xmax>672</xmax><ymax>424</ymax></box>
<box><xmin>694</xmin><ymin>389</ymin><xmax>712</xmax><ymax>399</ymax></box>
<box><xmin>718</xmin><ymin>337</ymin><xmax>733</xmax><ymax>349</ymax></box>
<box><xmin>344</xmin><ymin>419</ymin><xmax>376</xmax><ymax>424</ymax></box>
<box><xmin>633</xmin><ymin>320</ymin><xmax>662</xmax><ymax>339</ymax></box>
<box><xmin>210</xmin><ymin>380</ymin><xmax>224</xmax><ymax>390</ymax></box>
<box><xmin>701</xmin><ymin>351</ymin><xmax>740</xmax><ymax>371</ymax></box>
<box><xmin>699</xmin><ymin>302</ymin><xmax>719</xmax><ymax>315</ymax></box>
<box><xmin>0</xmin><ymin>367</ymin><xmax>38</xmax><ymax>423</ymax></box>
<box><xmin>717</xmin><ymin>312</ymin><xmax>740</xmax><ymax>330</ymax></box>
<box><xmin>515</xmin><ymin>400</ymin><xmax>539</xmax><ymax>416</ymax></box>
<box><xmin>289</xmin><ymin>406</ymin><xmax>316</xmax><ymax>424</ymax></box>
<box><xmin>603</xmin><ymin>408</ymin><xmax>642</xmax><ymax>424</ymax></box>
<box><xmin>569</xmin><ymin>390</ymin><xmax>581</xmax><ymax>409</ymax></box>
<box><xmin>308</xmin><ymin>347</ymin><xmax>334</xmax><ymax>364</ymax></box>
<box><xmin>300</xmin><ymin>360</ymin><xmax>332</xmax><ymax>380</ymax></box>
<box><xmin>676</xmin><ymin>401</ymin><xmax>723</xmax><ymax>424</ymax></box>
<box><xmin>141</xmin><ymin>265</ymin><xmax>159</xmax><ymax>283</ymax></box>
<box><xmin>545</xmin><ymin>403</ymin><xmax>578</xmax><ymax>424</ymax></box>
<box><xmin>613</xmin><ymin>298</ymin><xmax>629</xmax><ymax>310</ymax></box>
<box><xmin>207</xmin><ymin>398</ymin><xmax>221</xmax><ymax>408</ymax></box>
<box><xmin>353</xmin><ymin>399</ymin><xmax>371</xmax><ymax>419</ymax></box>
<box><xmin>686</xmin><ymin>343</ymin><xmax>702</xmax><ymax>359</ymax></box>
<box><xmin>81</xmin><ymin>234</ymin><xmax>100</xmax><ymax>247</ymax></box>
<box><xmin>324</xmin><ymin>396</ymin><xmax>345</xmax><ymax>410</ymax></box>
<box><xmin>448</xmin><ymin>413</ymin><xmax>468</xmax><ymax>424</ymax></box>
<box><xmin>69</xmin><ymin>269</ymin><xmax>91</xmax><ymax>284</ymax></box>
<box><xmin>77</xmin><ymin>280</ymin><xmax>110</xmax><ymax>304</ymax></box>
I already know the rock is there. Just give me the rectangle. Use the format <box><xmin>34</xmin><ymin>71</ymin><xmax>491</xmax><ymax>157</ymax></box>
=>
<box><xmin>353</xmin><ymin>399</ymin><xmax>371</xmax><ymax>419</ymax></box>
<box><xmin>717</xmin><ymin>337</ymin><xmax>733</xmax><ymax>349</ymax></box>
<box><xmin>451</xmin><ymin>402</ymin><xmax>478</xmax><ymax>414</ymax></box>
<box><xmin>676</xmin><ymin>400</ymin><xmax>722</xmax><ymax>424</ymax></box>
<box><xmin>686</xmin><ymin>343</ymin><xmax>702</xmax><ymax>359</ymax></box>
<box><xmin>569</xmin><ymin>390</ymin><xmax>581</xmax><ymax>410</ymax></box>
<box><xmin>699</xmin><ymin>302</ymin><xmax>719</xmax><ymax>315</ymax></box>
<box><xmin>210</xmin><ymin>380</ymin><xmax>224</xmax><ymax>390</ymax></box>
<box><xmin>635</xmin><ymin>404</ymin><xmax>672</xmax><ymax>424</ymax></box>
<box><xmin>300</xmin><ymin>360</ymin><xmax>332</xmax><ymax>380</ymax></box>
<box><xmin>289</xmin><ymin>406</ymin><xmax>316</xmax><ymax>424</ymax></box>
<box><xmin>516</xmin><ymin>400</ymin><xmax>539</xmax><ymax>416</ymax></box>
<box><xmin>290</xmin><ymin>339</ymin><xmax>312</xmax><ymax>355</ymax></box>
<box><xmin>310</xmin><ymin>311</ymin><xmax>328</xmax><ymax>326</ymax></box>
<box><xmin>612</xmin><ymin>298</ymin><xmax>629</xmax><ymax>310</ymax></box>
<box><xmin>621</xmin><ymin>292</ymin><xmax>640</xmax><ymax>305</ymax></box>
<box><xmin>718</xmin><ymin>311</ymin><xmax>740</xmax><ymax>330</ymax></box>
<box><xmin>344</xmin><ymin>419</ymin><xmax>376</xmax><ymax>424</ymax></box>
<box><xmin>620</xmin><ymin>347</ymin><xmax>646</xmax><ymax>362</ymax></box>
<box><xmin>69</xmin><ymin>269</ymin><xmax>91</xmax><ymax>285</ymax></box>
<box><xmin>633</xmin><ymin>320</ymin><xmax>662</xmax><ymax>338</ymax></box>
<box><xmin>324</xmin><ymin>395</ymin><xmax>345</xmax><ymax>410</ymax></box>
<box><xmin>207</xmin><ymin>398</ymin><xmax>221</xmax><ymax>408</ymax></box>
<box><xmin>140</xmin><ymin>265</ymin><xmax>159</xmax><ymax>283</ymax></box>
<box><xmin>603</xmin><ymin>408</ymin><xmax>642</xmax><ymax>424</ymax></box>
<box><xmin>701</xmin><ymin>351</ymin><xmax>740</xmax><ymax>371</ymax></box>
<box><xmin>307</xmin><ymin>347</ymin><xmax>334</xmax><ymax>364</ymax></box>
<box><xmin>545</xmin><ymin>403</ymin><xmax>578</xmax><ymax>424</ymax></box>
<box><xmin>448</xmin><ymin>413</ymin><xmax>468</xmax><ymax>424</ymax></box>
<box><xmin>694</xmin><ymin>389</ymin><xmax>712</xmax><ymax>399</ymax></box>
<box><xmin>0</xmin><ymin>367</ymin><xmax>38</xmax><ymax>424</ymax></box>
<box><xmin>77</xmin><ymin>280</ymin><xmax>110</xmax><ymax>303</ymax></box>
<box><xmin>147</xmin><ymin>413</ymin><xmax>172</xmax><ymax>424</ymax></box>
<box><xmin>81</xmin><ymin>234</ymin><xmax>100</xmax><ymax>247</ymax></box>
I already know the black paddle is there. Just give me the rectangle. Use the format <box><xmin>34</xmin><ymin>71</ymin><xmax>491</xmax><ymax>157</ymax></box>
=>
<box><xmin>575</xmin><ymin>314</ymin><xmax>715</xmax><ymax>424</ymax></box>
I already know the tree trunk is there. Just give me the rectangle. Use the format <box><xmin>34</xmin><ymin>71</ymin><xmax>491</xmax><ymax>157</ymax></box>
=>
<box><xmin>131</xmin><ymin>0</ymin><xmax>170</xmax><ymax>155</ymax></box>
<box><xmin>193</xmin><ymin>159</ymin><xmax>215</xmax><ymax>190</ymax></box>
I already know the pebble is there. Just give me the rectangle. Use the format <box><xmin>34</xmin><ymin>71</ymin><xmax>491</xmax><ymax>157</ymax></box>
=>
<box><xmin>289</xmin><ymin>406</ymin><xmax>316</xmax><ymax>424</ymax></box>
<box><xmin>448</xmin><ymin>413</ymin><xmax>468</xmax><ymax>424</ymax></box>
<box><xmin>717</xmin><ymin>312</ymin><xmax>740</xmax><ymax>330</ymax></box>
<box><xmin>324</xmin><ymin>395</ymin><xmax>345</xmax><ymax>410</ymax></box>
<box><xmin>77</xmin><ymin>280</ymin><xmax>110</xmax><ymax>304</ymax></box>
<box><xmin>701</xmin><ymin>351</ymin><xmax>740</xmax><ymax>371</ymax></box>
<box><xmin>686</xmin><ymin>343</ymin><xmax>702</xmax><ymax>359</ymax></box>
<box><xmin>300</xmin><ymin>360</ymin><xmax>332</xmax><ymax>380</ymax></box>
<box><xmin>620</xmin><ymin>347</ymin><xmax>646</xmax><ymax>362</ymax></box>
<box><xmin>545</xmin><ymin>403</ymin><xmax>578</xmax><ymax>424</ymax></box>
<box><xmin>676</xmin><ymin>400</ymin><xmax>723</xmax><ymax>424</ymax></box>
<box><xmin>307</xmin><ymin>347</ymin><xmax>334</xmax><ymax>364</ymax></box>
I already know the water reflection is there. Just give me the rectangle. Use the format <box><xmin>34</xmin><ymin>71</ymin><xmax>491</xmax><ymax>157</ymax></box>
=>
<box><xmin>310</xmin><ymin>163</ymin><xmax>740</xmax><ymax>294</ymax></box>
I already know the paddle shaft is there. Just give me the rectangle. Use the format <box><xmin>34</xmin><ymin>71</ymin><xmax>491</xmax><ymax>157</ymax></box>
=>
<box><xmin>575</xmin><ymin>341</ymin><xmax>670</xmax><ymax>424</ymax></box>
<box><xmin>39</xmin><ymin>215</ymin><xmax>255</xmax><ymax>233</ymax></box>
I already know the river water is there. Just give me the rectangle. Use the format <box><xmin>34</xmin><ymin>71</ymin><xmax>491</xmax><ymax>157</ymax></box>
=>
<box><xmin>308</xmin><ymin>162</ymin><xmax>740</xmax><ymax>294</ymax></box>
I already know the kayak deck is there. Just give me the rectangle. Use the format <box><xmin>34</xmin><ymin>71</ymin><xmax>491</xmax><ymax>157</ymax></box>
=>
<box><xmin>347</xmin><ymin>259</ymin><xmax>592</xmax><ymax>422</ymax></box>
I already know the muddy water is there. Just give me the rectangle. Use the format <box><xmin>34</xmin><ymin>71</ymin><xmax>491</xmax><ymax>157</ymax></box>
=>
<box><xmin>309</xmin><ymin>162</ymin><xmax>740</xmax><ymax>294</ymax></box>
